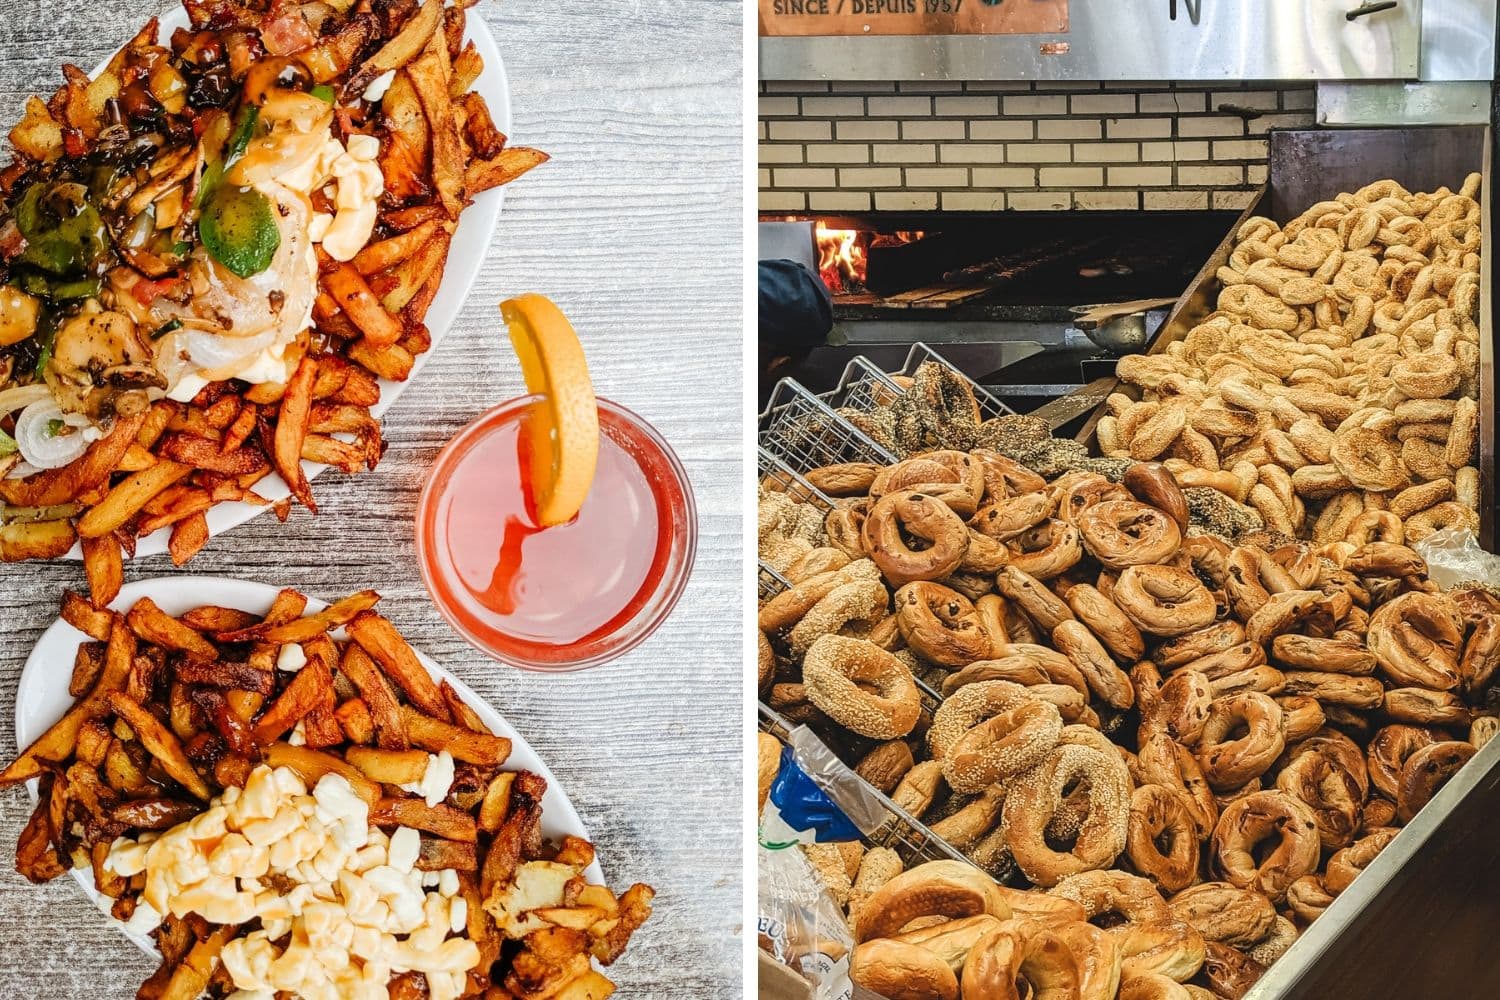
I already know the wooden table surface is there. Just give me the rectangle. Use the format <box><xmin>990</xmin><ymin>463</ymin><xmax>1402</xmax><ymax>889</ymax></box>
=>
<box><xmin>0</xmin><ymin>1</ymin><xmax>743</xmax><ymax>996</ymax></box>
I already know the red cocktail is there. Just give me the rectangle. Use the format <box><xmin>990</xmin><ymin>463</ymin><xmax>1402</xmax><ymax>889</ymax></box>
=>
<box><xmin>415</xmin><ymin>395</ymin><xmax>696</xmax><ymax>670</ymax></box>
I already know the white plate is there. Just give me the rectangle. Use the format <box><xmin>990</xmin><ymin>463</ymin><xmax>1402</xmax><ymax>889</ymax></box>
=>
<box><xmin>63</xmin><ymin>4</ymin><xmax>513</xmax><ymax>559</ymax></box>
<box><xmin>16</xmin><ymin>575</ymin><xmax>598</xmax><ymax>956</ymax></box>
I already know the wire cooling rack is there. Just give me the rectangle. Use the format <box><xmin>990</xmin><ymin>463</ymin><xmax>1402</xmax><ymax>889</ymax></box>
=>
<box><xmin>758</xmin><ymin>563</ymin><xmax>792</xmax><ymax>602</ymax></box>
<box><xmin>759</xmin><ymin>704</ymin><xmax>969</xmax><ymax>869</ymax></box>
<box><xmin>756</xmin><ymin>447</ymin><xmax>837</xmax><ymax>602</ymax></box>
<box><xmin>758</xmin><ymin>377</ymin><xmax>899</xmax><ymax>475</ymax></box>
<box><xmin>822</xmin><ymin>355</ymin><xmax>908</xmax><ymax>414</ymax></box>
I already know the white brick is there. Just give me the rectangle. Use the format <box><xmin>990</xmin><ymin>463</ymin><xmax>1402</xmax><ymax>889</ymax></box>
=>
<box><xmin>942</xmin><ymin>191</ymin><xmax>1008</xmax><ymax>211</ymax></box>
<box><xmin>1247</xmin><ymin>163</ymin><xmax>1269</xmax><ymax>184</ymax></box>
<box><xmin>831</xmin><ymin>80</ymin><xmax>893</xmax><ymax>93</ymax></box>
<box><xmin>768</xmin><ymin>121</ymin><xmax>830</xmax><ymax>141</ymax></box>
<box><xmin>1106</xmin><ymin>118</ymin><xmax>1172</xmax><ymax>139</ymax></box>
<box><xmin>1040</xmin><ymin>166</ymin><xmax>1104</xmax><ymax>187</ymax></box>
<box><xmin>972</xmin><ymin>167</ymin><xmax>1037</xmax><ymax>187</ymax></box>
<box><xmin>840</xmin><ymin>167</ymin><xmax>902</xmax><ymax>187</ymax></box>
<box><xmin>757</xmin><ymin>168</ymin><xmax>771</xmax><ymax>188</ymax></box>
<box><xmin>763</xmin><ymin>81</ymin><xmax>826</xmax><ymax>94</ymax></box>
<box><xmin>1144</xmin><ymin>191</ymin><xmax>1210</xmax><ymax>210</ymax></box>
<box><xmin>759</xmin><ymin>191</ymin><xmax>805</xmax><ymax>211</ymax></box>
<box><xmin>939</xmin><ymin>144</ymin><xmax>1008</xmax><ymax>164</ymax></box>
<box><xmin>935</xmin><ymin>96</ymin><xmax>999</xmax><ymax>116</ymax></box>
<box><xmin>1139</xmin><ymin>92</ymin><xmax>1205</xmax><ymax>113</ymax></box>
<box><xmin>1211</xmin><ymin>90</ymin><xmax>1281</xmax><ymax>111</ymax></box>
<box><xmin>1075</xmin><ymin>191</ymin><xmax>1142</xmax><ymax>210</ymax></box>
<box><xmin>970</xmin><ymin>120</ymin><xmax>1034</xmax><ymax>141</ymax></box>
<box><xmin>758</xmin><ymin>121</ymin><xmax>766</xmax><ymax>140</ymax></box>
<box><xmin>1072</xmin><ymin>93</ymin><xmax>1136</xmax><ymax>115</ymax></box>
<box><xmin>758</xmin><ymin>97</ymin><xmax>799</xmax><ymax>116</ymax></box>
<box><xmin>1071</xmin><ymin>143</ymin><xmax>1141</xmax><ymax>163</ymax></box>
<box><xmin>964</xmin><ymin>81</ymin><xmax>1038</xmax><ymax>93</ymax></box>
<box><xmin>903</xmin><ymin>120</ymin><xmax>967</xmax><ymax>141</ymax></box>
<box><xmin>759</xmin><ymin>144</ymin><xmax>805</xmax><ymax>164</ymax></box>
<box><xmin>1213</xmin><ymin>139</ymin><xmax>1269</xmax><ymax>160</ymax></box>
<box><xmin>1045</xmin><ymin>81</ymin><xmax>1105</xmax><ymax>91</ymax></box>
<box><xmin>809</xmin><ymin>192</ymin><xmax>873</xmax><ymax>212</ymax></box>
<box><xmin>1003</xmin><ymin>94</ymin><xmax>1068</xmax><ymax>115</ymax></box>
<box><xmin>801</xmin><ymin>96</ymin><xmax>866</xmax><ymax>117</ymax></box>
<box><xmin>868</xmin><ymin>96</ymin><xmax>932</xmax><ymax>116</ymax></box>
<box><xmin>1009</xmin><ymin>191</ymin><xmax>1072</xmax><ymax>210</ymax></box>
<box><xmin>1107</xmin><ymin>165</ymin><xmax>1173</xmax><ymax>186</ymax></box>
<box><xmin>1037</xmin><ymin>119</ymin><xmax>1101</xmax><ymax>140</ymax></box>
<box><xmin>803</xmin><ymin>144</ymin><xmax>870</xmax><ymax>164</ymax></box>
<box><xmin>773</xmin><ymin>167</ymin><xmax>835</xmax><ymax>188</ymax></box>
<box><xmin>1282</xmin><ymin>88</ymin><xmax>1316</xmax><ymax>111</ymax></box>
<box><xmin>876</xmin><ymin>191</ymin><xmax>938</xmax><ymax>211</ymax></box>
<box><xmin>1141</xmin><ymin>141</ymin><xmax>1209</xmax><ymax>162</ymax></box>
<box><xmin>1178</xmin><ymin>116</ymin><xmax>1246</xmax><ymax>137</ymax></box>
<box><xmin>899</xmin><ymin>80</ymin><xmax>963</xmax><ymax>93</ymax></box>
<box><xmin>873</xmin><ymin>143</ymin><xmax>936</xmax><ymax>163</ymax></box>
<box><xmin>1179</xmin><ymin>165</ymin><xmax>1243</xmax><ymax>185</ymax></box>
<box><xmin>1005</xmin><ymin>143</ymin><xmax>1074</xmax><ymax>163</ymax></box>
<box><xmin>837</xmin><ymin>120</ymin><xmax>899</xmax><ymax>141</ymax></box>
<box><xmin>1213</xmin><ymin>190</ymin><xmax>1259</xmax><ymax>210</ymax></box>
<box><xmin>905</xmin><ymin>167</ymin><xmax>971</xmax><ymax>187</ymax></box>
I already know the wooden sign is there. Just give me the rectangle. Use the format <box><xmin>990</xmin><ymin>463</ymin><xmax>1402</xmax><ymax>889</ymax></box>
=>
<box><xmin>759</xmin><ymin>0</ymin><xmax>1068</xmax><ymax>37</ymax></box>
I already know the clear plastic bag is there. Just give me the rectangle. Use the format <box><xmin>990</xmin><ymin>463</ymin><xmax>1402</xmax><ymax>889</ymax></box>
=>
<box><xmin>1414</xmin><ymin>527</ymin><xmax>1500</xmax><ymax>590</ymax></box>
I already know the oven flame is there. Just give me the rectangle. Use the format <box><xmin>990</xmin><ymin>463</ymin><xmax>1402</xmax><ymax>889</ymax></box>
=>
<box><xmin>816</xmin><ymin>226</ymin><xmax>866</xmax><ymax>294</ymax></box>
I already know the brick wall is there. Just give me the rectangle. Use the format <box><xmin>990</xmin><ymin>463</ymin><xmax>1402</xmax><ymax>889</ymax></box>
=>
<box><xmin>758</xmin><ymin>81</ymin><xmax>1316</xmax><ymax>213</ymax></box>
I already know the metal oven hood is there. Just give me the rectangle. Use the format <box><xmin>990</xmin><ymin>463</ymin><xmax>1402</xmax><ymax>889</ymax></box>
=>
<box><xmin>759</xmin><ymin>0</ymin><xmax>1425</xmax><ymax>83</ymax></box>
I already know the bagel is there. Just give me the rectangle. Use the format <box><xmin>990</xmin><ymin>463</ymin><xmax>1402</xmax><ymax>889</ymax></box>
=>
<box><xmin>1200</xmin><ymin>942</ymin><xmax>1267</xmax><ymax>1000</ymax></box>
<box><xmin>1405</xmin><ymin>500</ymin><xmax>1480</xmax><ymax>544</ymax></box>
<box><xmin>1278</xmin><ymin>671</ymin><xmax>1384</xmax><ymax>710</ymax></box>
<box><xmin>1196</xmin><ymin>693</ymin><xmax>1286</xmax><ymax>790</ymax></box>
<box><xmin>1004</xmin><ymin>744</ymin><xmax>1132</xmax><ymax>887</ymax></box>
<box><xmin>1050</xmin><ymin>869</ymin><xmax>1172</xmax><ymax>927</ymax></box>
<box><xmin>889</xmin><ymin>913</ymin><xmax>1004</xmax><ymax>973</ymax></box>
<box><xmin>1124</xmin><ymin>462</ymin><xmax>1190</xmax><ymax>532</ymax></box>
<box><xmin>807</xmin><ymin>461</ymin><xmax>881</xmax><ymax>497</ymax></box>
<box><xmin>1273</xmin><ymin>748</ymin><xmax>1362</xmax><ymax>850</ymax></box>
<box><xmin>929</xmin><ymin>682</ymin><xmax>1064</xmax><ymax>795</ymax></box>
<box><xmin>1285</xmin><ymin>874</ymin><xmax>1336</xmax><ymax>923</ymax></box>
<box><xmin>973</xmin><ymin>448</ymin><xmax>1048</xmax><ymax>500</ymax></box>
<box><xmin>855</xmin><ymin>740</ymin><xmax>917</xmax><ymax>795</ymax></box>
<box><xmin>1008</xmin><ymin>518</ymin><xmax>1085</xmax><ymax>580</ymax></box>
<box><xmin>1367</xmin><ymin>724</ymin><xmax>1439</xmax><ymax>800</ymax></box>
<box><xmin>1135</xmin><ymin>730</ymin><xmax>1219</xmax><ymax>841</ymax></box>
<box><xmin>893</xmin><ymin>581</ymin><xmax>993</xmax><ymax>668</ymax></box>
<box><xmin>853</xmin><ymin>860</ymin><xmax>1011</xmax><ymax>943</ymax></box>
<box><xmin>803</xmin><ymin>635</ymin><xmax>922</xmax><ymax>739</ymax></box>
<box><xmin>972</xmin><ymin>491</ymin><xmax>1057</xmax><ymax>542</ymax></box>
<box><xmin>1210</xmin><ymin>790</ymin><xmax>1321</xmax><ymax>902</ymax></box>
<box><xmin>851</xmin><ymin>938</ymin><xmax>960</xmax><ymax>1000</ymax></box>
<box><xmin>1054</xmin><ymin>620</ymin><xmax>1136</xmax><ymax>710</ymax></box>
<box><xmin>1460</xmin><ymin>616</ymin><xmax>1500</xmax><ymax>696</ymax></box>
<box><xmin>1367</xmin><ymin>591</ymin><xmax>1464</xmax><ymax>690</ymax></box>
<box><xmin>997</xmin><ymin>565</ymin><xmax>1076</xmax><ymax>633</ymax></box>
<box><xmin>1390</xmin><ymin>351</ymin><xmax>1461</xmax><ymax>398</ymax></box>
<box><xmin>962</xmin><ymin>925</ymin><xmax>1082</xmax><ymax>1000</ymax></box>
<box><xmin>1155</xmin><ymin>622</ymin><xmax>1246</xmax><ymax>669</ymax></box>
<box><xmin>1066</xmin><ymin>584</ymin><xmax>1147</xmax><ymax>663</ymax></box>
<box><xmin>1127</xmin><ymin>785</ymin><xmax>1201</xmax><ymax>893</ymax></box>
<box><xmin>1167</xmin><ymin>882</ymin><xmax>1275</xmax><ymax>949</ymax></box>
<box><xmin>1112</xmin><ymin>565</ymin><xmax>1218</xmax><ymax>638</ymax></box>
<box><xmin>759</xmin><ymin>558</ymin><xmax>882</xmax><ymax>632</ymax></box>
<box><xmin>787</xmin><ymin>579</ymin><xmax>889</xmax><ymax>658</ymax></box>
<box><xmin>1274</xmin><ymin>695</ymin><xmax>1327</xmax><ymax>743</ymax></box>
<box><xmin>1269</xmin><ymin>634</ymin><xmax>1376</xmax><ymax>674</ymax></box>
<box><xmin>1395</xmin><ymin>740</ymin><xmax>1476</xmax><ymax>822</ymax></box>
<box><xmin>931</xmin><ymin>785</ymin><xmax>1008</xmax><ymax>848</ymax></box>
<box><xmin>1323</xmin><ymin>828</ymin><xmax>1398</xmax><ymax>895</ymax></box>
<box><xmin>1154</xmin><ymin>670</ymin><xmax>1214</xmax><ymax>745</ymax></box>
<box><xmin>1078</xmin><ymin>500</ymin><xmax>1184</xmax><ymax>569</ymax></box>
<box><xmin>1113</xmin><ymin>919</ymin><xmax>1206</xmax><ymax>984</ymax></box>
<box><xmin>1330</xmin><ymin>427</ymin><xmax>1407</xmax><ymax>491</ymax></box>
<box><xmin>891</xmin><ymin>760</ymin><xmax>945</xmax><ymax>820</ymax></box>
<box><xmin>863</xmin><ymin>492</ymin><xmax>971</xmax><ymax>587</ymax></box>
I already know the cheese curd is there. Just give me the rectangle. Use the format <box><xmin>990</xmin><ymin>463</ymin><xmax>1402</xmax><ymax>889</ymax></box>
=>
<box><xmin>104</xmin><ymin>765</ymin><xmax>478</xmax><ymax>1000</ymax></box>
<box><xmin>400</xmin><ymin>750</ymin><xmax>456</xmax><ymax>808</ymax></box>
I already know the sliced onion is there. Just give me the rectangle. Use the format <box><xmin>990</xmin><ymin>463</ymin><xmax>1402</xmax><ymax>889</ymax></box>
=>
<box><xmin>0</xmin><ymin>384</ymin><xmax>52</xmax><ymax>418</ymax></box>
<box><xmin>5</xmin><ymin>460</ymin><xmax>40</xmax><ymax>480</ymax></box>
<box><xmin>14</xmin><ymin>399</ymin><xmax>90</xmax><ymax>469</ymax></box>
<box><xmin>182</xmin><ymin>326</ymin><xmax>280</xmax><ymax>372</ymax></box>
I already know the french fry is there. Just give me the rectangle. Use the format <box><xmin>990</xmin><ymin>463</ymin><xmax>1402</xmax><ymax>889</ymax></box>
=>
<box><xmin>271</xmin><ymin>355</ymin><xmax>318</xmax><ymax>512</ymax></box>
<box><xmin>181</xmin><ymin>606</ymin><xmax>261</xmax><ymax>633</ymax></box>
<box><xmin>136</xmin><ymin>400</ymin><xmax>178</xmax><ymax>450</ymax></box>
<box><xmin>127</xmin><ymin>597</ymin><xmax>219</xmax><ymax>661</ymax></box>
<box><xmin>76</xmin><ymin>460</ymin><xmax>192</xmax><ymax>539</ymax></box>
<box><xmin>61</xmin><ymin>589</ymin><xmax>114</xmax><ymax>640</ymax></box>
<box><xmin>302</xmin><ymin>705</ymin><xmax>345</xmax><ymax>748</ymax></box>
<box><xmin>302</xmin><ymin>434</ymin><xmax>369</xmax><ymax>472</ymax></box>
<box><xmin>401</xmin><ymin>705</ymin><xmax>510</xmax><ymax>766</ymax></box>
<box><xmin>252</xmin><ymin>654</ymin><xmax>334</xmax><ymax>743</ymax></box>
<box><xmin>334</xmin><ymin>697</ymin><xmax>376</xmax><ymax>745</ymax></box>
<box><xmin>324</xmin><ymin>263</ymin><xmax>404</xmax><ymax>349</ymax></box>
<box><xmin>346</xmin><ymin>337</ymin><xmax>415</xmax><ymax>381</ymax></box>
<box><xmin>158</xmin><ymin>434</ymin><xmax>268</xmax><ymax>476</ymax></box>
<box><xmin>156</xmin><ymin>924</ymin><xmax>238</xmax><ymax>1000</ymax></box>
<box><xmin>0</xmin><ymin>518</ymin><xmax>77</xmax><ymax>561</ymax></box>
<box><xmin>69</xmin><ymin>642</ymin><xmax>106</xmax><ymax>698</ymax></box>
<box><xmin>174</xmin><ymin>659</ymin><xmax>276</xmax><ymax>695</ymax></box>
<box><xmin>450</xmin><ymin>42</ymin><xmax>483</xmax><ymax>97</ymax></box>
<box><xmin>263</xmin><ymin>742</ymin><xmax>381</xmax><ymax>806</ymax></box>
<box><xmin>348</xmin><ymin>612</ymin><xmax>450</xmax><ymax>720</ymax></box>
<box><xmin>117</xmin><ymin>442</ymin><xmax>158</xmax><ymax>472</ymax></box>
<box><xmin>111</xmin><ymin>797</ymin><xmax>201</xmax><ymax>831</ymax></box>
<box><xmin>466</xmin><ymin>146</ymin><xmax>550</xmax><ymax>195</ymax></box>
<box><xmin>81</xmin><ymin>534</ymin><xmax>123</xmax><ymax>606</ymax></box>
<box><xmin>371</xmin><ymin>796</ymin><xmax>478</xmax><ymax>841</ymax></box>
<box><xmin>377</xmin><ymin>229</ymin><xmax>450</xmax><ymax>314</ymax></box>
<box><xmin>168</xmin><ymin>511</ymin><xmax>211</xmax><ymax>566</ymax></box>
<box><xmin>107</xmin><ymin>691</ymin><xmax>213</xmax><ymax>800</ymax></box>
<box><xmin>416</xmin><ymin>837</ymin><xmax>478</xmax><ymax>872</ymax></box>
<box><xmin>338</xmin><ymin>643</ymin><xmax>409</xmax><ymax>749</ymax></box>
<box><xmin>16</xmin><ymin>788</ymin><xmax>66</xmax><ymax>883</ymax></box>
<box><xmin>478</xmin><ymin>770</ymin><xmax>516</xmax><ymax>833</ymax></box>
<box><xmin>551</xmin><ymin>970</ymin><xmax>618</xmax><ymax>1000</ymax></box>
<box><xmin>354</xmin><ymin>220</ymin><xmax>442</xmax><ymax>275</ymax></box>
<box><xmin>345</xmin><ymin>746</ymin><xmax>430</xmax><ymax>784</ymax></box>
<box><xmin>218</xmin><ymin>589</ymin><xmax>381</xmax><ymax>644</ymax></box>
<box><xmin>441</xmin><ymin>680</ymin><xmax>491</xmax><ymax>735</ymax></box>
<box><xmin>409</xmin><ymin>29</ymin><xmax>464</xmax><ymax>217</ymax></box>
<box><xmin>459</xmin><ymin>91</ymin><xmax>505</xmax><ymax>158</ymax></box>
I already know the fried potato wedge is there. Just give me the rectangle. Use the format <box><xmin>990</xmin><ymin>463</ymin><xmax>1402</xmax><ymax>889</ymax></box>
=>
<box><xmin>81</xmin><ymin>534</ymin><xmax>123</xmax><ymax>606</ymax></box>
<box><xmin>76</xmin><ymin>459</ymin><xmax>192</xmax><ymax>539</ymax></box>
<box><xmin>371</xmin><ymin>796</ymin><xmax>478</xmax><ymax>841</ymax></box>
<box><xmin>108</xmin><ymin>691</ymin><xmax>212</xmax><ymax>800</ymax></box>
<box><xmin>127</xmin><ymin>597</ymin><xmax>219</xmax><ymax>661</ymax></box>
<box><xmin>348</xmin><ymin>612</ymin><xmax>450</xmax><ymax>720</ymax></box>
<box><xmin>1</xmin><ymin>518</ymin><xmax>78</xmax><ymax>562</ymax></box>
<box><xmin>217</xmin><ymin>589</ymin><xmax>380</xmax><ymax>644</ymax></box>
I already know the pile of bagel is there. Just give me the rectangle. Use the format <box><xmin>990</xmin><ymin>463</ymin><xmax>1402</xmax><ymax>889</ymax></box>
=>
<box><xmin>756</xmin><ymin>445</ymin><xmax>1500</xmax><ymax>1000</ymax></box>
<box><xmin>1098</xmin><ymin>174</ymin><xmax>1484</xmax><ymax>546</ymax></box>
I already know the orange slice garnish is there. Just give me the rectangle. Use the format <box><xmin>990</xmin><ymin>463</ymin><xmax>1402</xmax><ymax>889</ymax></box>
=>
<box><xmin>501</xmin><ymin>293</ymin><xmax>599</xmax><ymax>527</ymax></box>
